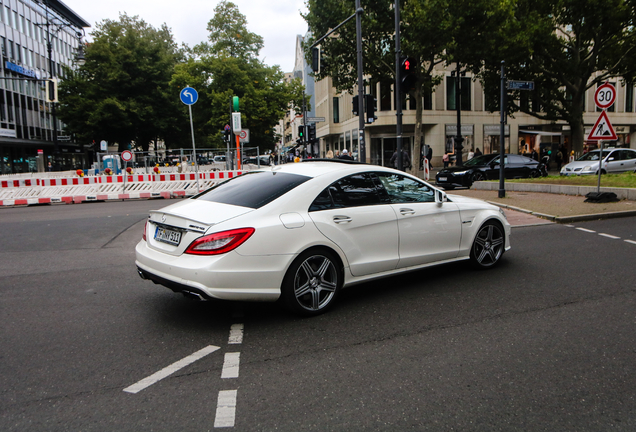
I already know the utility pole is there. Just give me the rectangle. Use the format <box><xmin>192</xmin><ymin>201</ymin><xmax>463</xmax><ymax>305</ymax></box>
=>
<box><xmin>454</xmin><ymin>62</ymin><xmax>464</xmax><ymax>167</ymax></box>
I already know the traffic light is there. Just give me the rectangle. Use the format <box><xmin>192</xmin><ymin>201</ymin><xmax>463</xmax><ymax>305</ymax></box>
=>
<box><xmin>298</xmin><ymin>125</ymin><xmax>304</xmax><ymax>140</ymax></box>
<box><xmin>307</xmin><ymin>123</ymin><xmax>316</xmax><ymax>143</ymax></box>
<box><xmin>352</xmin><ymin>95</ymin><xmax>359</xmax><ymax>116</ymax></box>
<box><xmin>400</xmin><ymin>56</ymin><xmax>417</xmax><ymax>93</ymax></box>
<box><xmin>311</xmin><ymin>47</ymin><xmax>320</xmax><ymax>73</ymax></box>
<box><xmin>46</xmin><ymin>78</ymin><xmax>58</xmax><ymax>103</ymax></box>
<box><xmin>365</xmin><ymin>94</ymin><xmax>377</xmax><ymax>123</ymax></box>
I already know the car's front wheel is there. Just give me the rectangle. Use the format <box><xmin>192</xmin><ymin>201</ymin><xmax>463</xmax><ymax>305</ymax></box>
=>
<box><xmin>529</xmin><ymin>169</ymin><xmax>540</xmax><ymax>178</ymax></box>
<box><xmin>281</xmin><ymin>249</ymin><xmax>342</xmax><ymax>316</ymax></box>
<box><xmin>470</xmin><ymin>221</ymin><xmax>505</xmax><ymax>269</ymax></box>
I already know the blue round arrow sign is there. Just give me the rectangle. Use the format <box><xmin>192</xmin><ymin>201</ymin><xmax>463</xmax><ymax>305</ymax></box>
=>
<box><xmin>180</xmin><ymin>87</ymin><xmax>198</xmax><ymax>105</ymax></box>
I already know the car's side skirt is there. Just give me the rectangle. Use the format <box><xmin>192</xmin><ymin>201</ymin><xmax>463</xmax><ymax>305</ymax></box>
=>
<box><xmin>342</xmin><ymin>256</ymin><xmax>471</xmax><ymax>288</ymax></box>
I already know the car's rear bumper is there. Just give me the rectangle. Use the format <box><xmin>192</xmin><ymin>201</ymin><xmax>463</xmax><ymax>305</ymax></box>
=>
<box><xmin>135</xmin><ymin>240</ymin><xmax>290</xmax><ymax>302</ymax></box>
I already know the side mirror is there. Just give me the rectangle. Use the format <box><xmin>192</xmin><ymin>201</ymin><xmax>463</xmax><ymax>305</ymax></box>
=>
<box><xmin>435</xmin><ymin>190</ymin><xmax>447</xmax><ymax>204</ymax></box>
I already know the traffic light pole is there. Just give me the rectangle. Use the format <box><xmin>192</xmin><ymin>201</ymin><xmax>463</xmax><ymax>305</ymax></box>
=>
<box><xmin>394</xmin><ymin>0</ymin><xmax>403</xmax><ymax>171</ymax></box>
<box><xmin>355</xmin><ymin>0</ymin><xmax>366</xmax><ymax>162</ymax></box>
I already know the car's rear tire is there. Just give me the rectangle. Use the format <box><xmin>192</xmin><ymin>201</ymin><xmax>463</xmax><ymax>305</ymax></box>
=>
<box><xmin>281</xmin><ymin>249</ymin><xmax>342</xmax><ymax>316</ymax></box>
<box><xmin>470</xmin><ymin>220</ymin><xmax>505</xmax><ymax>269</ymax></box>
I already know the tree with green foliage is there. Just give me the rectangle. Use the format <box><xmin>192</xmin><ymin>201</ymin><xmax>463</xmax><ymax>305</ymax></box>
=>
<box><xmin>58</xmin><ymin>14</ymin><xmax>186</xmax><ymax>152</ymax></box>
<box><xmin>479</xmin><ymin>0</ymin><xmax>636</xmax><ymax>154</ymax></box>
<box><xmin>174</xmin><ymin>1</ymin><xmax>305</xmax><ymax>151</ymax></box>
<box><xmin>304</xmin><ymin>0</ymin><xmax>506</xmax><ymax>172</ymax></box>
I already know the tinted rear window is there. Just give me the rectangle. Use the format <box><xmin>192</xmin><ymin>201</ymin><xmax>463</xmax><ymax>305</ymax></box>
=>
<box><xmin>193</xmin><ymin>171</ymin><xmax>310</xmax><ymax>209</ymax></box>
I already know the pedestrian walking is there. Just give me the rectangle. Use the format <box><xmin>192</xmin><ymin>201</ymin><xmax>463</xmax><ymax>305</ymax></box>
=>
<box><xmin>389</xmin><ymin>149</ymin><xmax>411</xmax><ymax>171</ymax></box>
<box><xmin>467</xmin><ymin>148</ymin><xmax>475</xmax><ymax>160</ymax></box>
<box><xmin>339</xmin><ymin>149</ymin><xmax>353</xmax><ymax>160</ymax></box>
<box><xmin>443</xmin><ymin>152</ymin><xmax>450</xmax><ymax>168</ymax></box>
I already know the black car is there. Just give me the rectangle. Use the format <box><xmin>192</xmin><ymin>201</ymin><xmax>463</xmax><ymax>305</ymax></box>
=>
<box><xmin>436</xmin><ymin>154</ymin><xmax>546</xmax><ymax>189</ymax></box>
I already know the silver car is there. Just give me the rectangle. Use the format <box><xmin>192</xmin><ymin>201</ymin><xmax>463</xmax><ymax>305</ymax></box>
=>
<box><xmin>560</xmin><ymin>148</ymin><xmax>636</xmax><ymax>175</ymax></box>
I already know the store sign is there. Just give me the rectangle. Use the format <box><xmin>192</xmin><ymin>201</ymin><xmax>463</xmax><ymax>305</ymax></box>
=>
<box><xmin>5</xmin><ymin>61</ymin><xmax>39</xmax><ymax>79</ymax></box>
<box><xmin>483</xmin><ymin>125</ymin><xmax>510</xmax><ymax>136</ymax></box>
<box><xmin>0</xmin><ymin>128</ymin><xmax>17</xmax><ymax>138</ymax></box>
<box><xmin>445</xmin><ymin>124</ymin><xmax>474</xmax><ymax>136</ymax></box>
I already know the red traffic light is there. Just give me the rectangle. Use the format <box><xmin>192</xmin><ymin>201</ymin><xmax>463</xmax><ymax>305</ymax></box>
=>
<box><xmin>405</xmin><ymin>60</ymin><xmax>410</xmax><ymax>70</ymax></box>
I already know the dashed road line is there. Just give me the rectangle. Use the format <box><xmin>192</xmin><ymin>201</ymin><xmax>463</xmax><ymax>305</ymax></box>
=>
<box><xmin>576</xmin><ymin>227</ymin><xmax>596</xmax><ymax>233</ymax></box>
<box><xmin>599</xmin><ymin>233</ymin><xmax>621</xmax><ymax>239</ymax></box>
<box><xmin>625</xmin><ymin>239</ymin><xmax>636</xmax><ymax>245</ymax></box>
<box><xmin>124</xmin><ymin>345</ymin><xmax>220</xmax><ymax>394</ymax></box>
<box><xmin>221</xmin><ymin>352</ymin><xmax>241</xmax><ymax>379</ymax></box>
<box><xmin>228</xmin><ymin>323</ymin><xmax>244</xmax><ymax>344</ymax></box>
<box><xmin>214</xmin><ymin>390</ymin><xmax>238</xmax><ymax>428</ymax></box>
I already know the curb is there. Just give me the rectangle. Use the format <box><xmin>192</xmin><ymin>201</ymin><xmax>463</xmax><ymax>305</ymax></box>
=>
<box><xmin>486</xmin><ymin>200</ymin><xmax>636</xmax><ymax>224</ymax></box>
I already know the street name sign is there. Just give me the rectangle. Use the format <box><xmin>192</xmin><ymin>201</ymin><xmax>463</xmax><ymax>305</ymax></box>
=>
<box><xmin>180</xmin><ymin>87</ymin><xmax>198</xmax><ymax>105</ymax></box>
<box><xmin>507</xmin><ymin>80</ymin><xmax>534</xmax><ymax>91</ymax></box>
<box><xmin>306</xmin><ymin>117</ymin><xmax>326</xmax><ymax>122</ymax></box>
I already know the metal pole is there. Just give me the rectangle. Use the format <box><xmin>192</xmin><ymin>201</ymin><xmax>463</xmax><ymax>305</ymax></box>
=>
<box><xmin>455</xmin><ymin>62</ymin><xmax>464</xmax><ymax>167</ymax></box>
<box><xmin>394</xmin><ymin>0</ymin><xmax>403</xmax><ymax>171</ymax></box>
<box><xmin>499</xmin><ymin>61</ymin><xmax>506</xmax><ymax>198</ymax></box>
<box><xmin>355</xmin><ymin>0</ymin><xmax>366</xmax><ymax>162</ymax></box>
<box><xmin>188</xmin><ymin>105</ymin><xmax>201</xmax><ymax>191</ymax></box>
<box><xmin>597</xmin><ymin>140</ymin><xmax>604</xmax><ymax>193</ymax></box>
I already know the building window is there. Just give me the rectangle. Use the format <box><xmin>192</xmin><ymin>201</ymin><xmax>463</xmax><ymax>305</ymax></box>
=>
<box><xmin>333</xmin><ymin>97</ymin><xmax>339</xmax><ymax>123</ymax></box>
<box><xmin>625</xmin><ymin>83</ymin><xmax>634</xmax><ymax>113</ymax></box>
<box><xmin>380</xmin><ymin>80</ymin><xmax>392</xmax><ymax>111</ymax></box>
<box><xmin>446</xmin><ymin>76</ymin><xmax>471</xmax><ymax>111</ymax></box>
<box><xmin>423</xmin><ymin>85</ymin><xmax>432</xmax><ymax>110</ymax></box>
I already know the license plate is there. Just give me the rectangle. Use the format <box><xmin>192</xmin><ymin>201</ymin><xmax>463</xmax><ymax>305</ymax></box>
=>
<box><xmin>438</xmin><ymin>177</ymin><xmax>447</xmax><ymax>182</ymax></box>
<box><xmin>154</xmin><ymin>226</ymin><xmax>182</xmax><ymax>246</ymax></box>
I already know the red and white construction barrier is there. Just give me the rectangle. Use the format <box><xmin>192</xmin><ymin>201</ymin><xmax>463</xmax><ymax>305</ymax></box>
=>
<box><xmin>0</xmin><ymin>170</ymin><xmax>245</xmax><ymax>207</ymax></box>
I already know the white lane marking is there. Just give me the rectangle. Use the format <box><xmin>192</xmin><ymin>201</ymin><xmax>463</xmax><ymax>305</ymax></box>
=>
<box><xmin>214</xmin><ymin>389</ymin><xmax>238</xmax><ymax>428</ymax></box>
<box><xmin>221</xmin><ymin>352</ymin><xmax>241</xmax><ymax>379</ymax></box>
<box><xmin>576</xmin><ymin>228</ymin><xmax>596</xmax><ymax>233</ymax></box>
<box><xmin>228</xmin><ymin>323</ymin><xmax>244</xmax><ymax>344</ymax></box>
<box><xmin>564</xmin><ymin>224</ymin><xmax>575</xmax><ymax>228</ymax></box>
<box><xmin>123</xmin><ymin>345</ymin><xmax>220</xmax><ymax>394</ymax></box>
<box><xmin>599</xmin><ymin>233</ymin><xmax>621</xmax><ymax>239</ymax></box>
<box><xmin>625</xmin><ymin>239</ymin><xmax>636</xmax><ymax>245</ymax></box>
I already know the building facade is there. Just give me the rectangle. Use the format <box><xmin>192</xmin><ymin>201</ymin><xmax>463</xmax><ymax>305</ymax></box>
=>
<box><xmin>0</xmin><ymin>0</ymin><xmax>88</xmax><ymax>174</ymax></box>
<box><xmin>311</xmin><ymin>63</ymin><xmax>636</xmax><ymax>169</ymax></box>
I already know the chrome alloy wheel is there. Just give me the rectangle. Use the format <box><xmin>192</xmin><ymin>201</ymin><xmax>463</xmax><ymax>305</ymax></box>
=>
<box><xmin>293</xmin><ymin>255</ymin><xmax>338</xmax><ymax>312</ymax></box>
<box><xmin>471</xmin><ymin>222</ymin><xmax>505</xmax><ymax>268</ymax></box>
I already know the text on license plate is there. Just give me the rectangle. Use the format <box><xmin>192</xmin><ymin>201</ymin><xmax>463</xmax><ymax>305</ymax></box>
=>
<box><xmin>154</xmin><ymin>227</ymin><xmax>182</xmax><ymax>245</ymax></box>
<box><xmin>438</xmin><ymin>177</ymin><xmax>447</xmax><ymax>181</ymax></box>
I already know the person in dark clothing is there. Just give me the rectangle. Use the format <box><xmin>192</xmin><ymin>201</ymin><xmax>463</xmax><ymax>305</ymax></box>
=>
<box><xmin>531</xmin><ymin>148</ymin><xmax>539</xmax><ymax>161</ymax></box>
<box><xmin>390</xmin><ymin>150</ymin><xmax>411</xmax><ymax>171</ymax></box>
<box><xmin>339</xmin><ymin>149</ymin><xmax>354</xmax><ymax>160</ymax></box>
<box><xmin>426</xmin><ymin>147</ymin><xmax>433</xmax><ymax>169</ymax></box>
<box><xmin>474</xmin><ymin>148</ymin><xmax>482</xmax><ymax>157</ymax></box>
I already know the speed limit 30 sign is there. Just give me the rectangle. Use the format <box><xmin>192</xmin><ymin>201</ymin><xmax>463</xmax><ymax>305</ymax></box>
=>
<box><xmin>594</xmin><ymin>82</ymin><xmax>616</xmax><ymax>110</ymax></box>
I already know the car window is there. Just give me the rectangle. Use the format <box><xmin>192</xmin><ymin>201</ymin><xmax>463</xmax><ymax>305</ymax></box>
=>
<box><xmin>309</xmin><ymin>173</ymin><xmax>382</xmax><ymax>211</ymax></box>
<box><xmin>508</xmin><ymin>155</ymin><xmax>526</xmax><ymax>164</ymax></box>
<box><xmin>623</xmin><ymin>150</ymin><xmax>636</xmax><ymax>161</ymax></box>
<box><xmin>373</xmin><ymin>173</ymin><xmax>435</xmax><ymax>203</ymax></box>
<box><xmin>577</xmin><ymin>150</ymin><xmax>610</xmax><ymax>161</ymax></box>
<box><xmin>193</xmin><ymin>171</ymin><xmax>310</xmax><ymax>209</ymax></box>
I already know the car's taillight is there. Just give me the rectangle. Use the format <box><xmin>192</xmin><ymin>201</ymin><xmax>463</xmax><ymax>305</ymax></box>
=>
<box><xmin>143</xmin><ymin>220</ymin><xmax>148</xmax><ymax>241</ymax></box>
<box><xmin>185</xmin><ymin>228</ymin><xmax>255</xmax><ymax>255</ymax></box>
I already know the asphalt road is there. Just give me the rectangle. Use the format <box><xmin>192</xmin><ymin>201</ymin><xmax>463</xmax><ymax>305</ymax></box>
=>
<box><xmin>1</xmin><ymin>200</ymin><xmax>635</xmax><ymax>431</ymax></box>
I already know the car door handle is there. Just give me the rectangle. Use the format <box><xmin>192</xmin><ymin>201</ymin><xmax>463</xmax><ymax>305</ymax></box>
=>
<box><xmin>333</xmin><ymin>216</ymin><xmax>352</xmax><ymax>224</ymax></box>
<box><xmin>399</xmin><ymin>208</ymin><xmax>416</xmax><ymax>215</ymax></box>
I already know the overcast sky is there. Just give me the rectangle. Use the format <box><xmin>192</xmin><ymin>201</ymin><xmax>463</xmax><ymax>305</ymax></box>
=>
<box><xmin>61</xmin><ymin>0</ymin><xmax>308</xmax><ymax>72</ymax></box>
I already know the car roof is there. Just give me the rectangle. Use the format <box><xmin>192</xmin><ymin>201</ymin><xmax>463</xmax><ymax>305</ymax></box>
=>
<box><xmin>266</xmin><ymin>160</ymin><xmax>399</xmax><ymax>179</ymax></box>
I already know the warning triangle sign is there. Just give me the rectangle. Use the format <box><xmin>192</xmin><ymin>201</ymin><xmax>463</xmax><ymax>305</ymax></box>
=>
<box><xmin>588</xmin><ymin>111</ymin><xmax>617</xmax><ymax>140</ymax></box>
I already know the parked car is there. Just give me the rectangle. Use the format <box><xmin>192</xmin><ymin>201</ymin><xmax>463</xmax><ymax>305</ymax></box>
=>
<box><xmin>436</xmin><ymin>153</ymin><xmax>546</xmax><ymax>189</ymax></box>
<box><xmin>243</xmin><ymin>155</ymin><xmax>273</xmax><ymax>166</ymax></box>
<box><xmin>136</xmin><ymin>160</ymin><xmax>511</xmax><ymax>316</ymax></box>
<box><xmin>560</xmin><ymin>148</ymin><xmax>636</xmax><ymax>175</ymax></box>
<box><xmin>213</xmin><ymin>155</ymin><xmax>226</xmax><ymax>163</ymax></box>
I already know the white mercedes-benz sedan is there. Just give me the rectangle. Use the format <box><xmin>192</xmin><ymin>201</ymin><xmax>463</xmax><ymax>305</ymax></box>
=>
<box><xmin>136</xmin><ymin>160</ymin><xmax>511</xmax><ymax>316</ymax></box>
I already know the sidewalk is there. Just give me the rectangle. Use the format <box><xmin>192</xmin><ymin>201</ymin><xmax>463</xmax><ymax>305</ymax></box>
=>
<box><xmin>450</xmin><ymin>188</ymin><xmax>636</xmax><ymax>225</ymax></box>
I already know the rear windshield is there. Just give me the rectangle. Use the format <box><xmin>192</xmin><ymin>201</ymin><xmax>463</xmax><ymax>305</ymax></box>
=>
<box><xmin>193</xmin><ymin>171</ymin><xmax>310</xmax><ymax>209</ymax></box>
